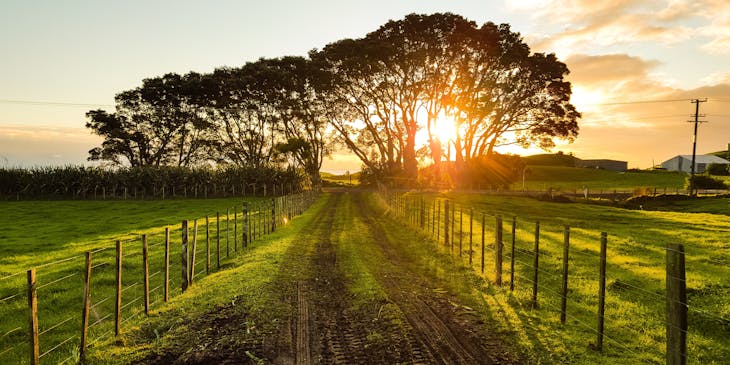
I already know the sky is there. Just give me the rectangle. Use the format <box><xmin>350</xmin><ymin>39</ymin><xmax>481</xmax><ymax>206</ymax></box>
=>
<box><xmin>2</xmin><ymin>0</ymin><xmax>730</xmax><ymax>171</ymax></box>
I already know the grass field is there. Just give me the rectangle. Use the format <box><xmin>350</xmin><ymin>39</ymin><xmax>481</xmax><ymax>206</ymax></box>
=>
<box><xmin>0</xmin><ymin>196</ymin><xmax>293</xmax><ymax>364</ymax></box>
<box><xmin>84</xmin><ymin>195</ymin><xmax>327</xmax><ymax>364</ymax></box>
<box><xmin>3</xmin><ymin>190</ymin><xmax>728</xmax><ymax>363</ymax></box>
<box><xmin>520</xmin><ymin>166</ymin><xmax>688</xmax><ymax>191</ymax></box>
<box><xmin>395</xmin><ymin>191</ymin><xmax>730</xmax><ymax>363</ymax></box>
<box><xmin>321</xmin><ymin>171</ymin><xmax>360</xmax><ymax>186</ymax></box>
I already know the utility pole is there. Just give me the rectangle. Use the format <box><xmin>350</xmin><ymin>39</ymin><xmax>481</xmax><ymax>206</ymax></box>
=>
<box><xmin>688</xmin><ymin>98</ymin><xmax>707</xmax><ymax>196</ymax></box>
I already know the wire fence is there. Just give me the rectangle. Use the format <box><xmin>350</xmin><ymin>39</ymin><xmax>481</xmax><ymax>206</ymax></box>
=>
<box><xmin>0</xmin><ymin>190</ymin><xmax>318</xmax><ymax>364</ymax></box>
<box><xmin>379</xmin><ymin>190</ymin><xmax>728</xmax><ymax>364</ymax></box>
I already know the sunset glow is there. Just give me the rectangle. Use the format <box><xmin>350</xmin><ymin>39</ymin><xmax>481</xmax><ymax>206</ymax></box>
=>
<box><xmin>1</xmin><ymin>1</ymin><xmax>730</xmax><ymax>170</ymax></box>
<box><xmin>431</xmin><ymin>115</ymin><xmax>457</xmax><ymax>144</ymax></box>
<box><xmin>569</xmin><ymin>87</ymin><xmax>604</xmax><ymax>113</ymax></box>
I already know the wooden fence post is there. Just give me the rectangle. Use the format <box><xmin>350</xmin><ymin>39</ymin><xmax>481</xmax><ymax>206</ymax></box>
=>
<box><xmin>432</xmin><ymin>200</ymin><xmax>436</xmax><ymax>237</ymax></box>
<box><xmin>469</xmin><ymin>208</ymin><xmax>473</xmax><ymax>265</ymax></box>
<box><xmin>114</xmin><ymin>240</ymin><xmax>122</xmax><ymax>336</ymax></box>
<box><xmin>205</xmin><ymin>217</ymin><xmax>210</xmax><ymax>275</ymax></box>
<box><xmin>561</xmin><ymin>226</ymin><xmax>570</xmax><ymax>324</ymax></box>
<box><xmin>27</xmin><ymin>268</ymin><xmax>39</xmax><ymax>365</ymax></box>
<box><xmin>532</xmin><ymin>221</ymin><xmax>540</xmax><ymax>309</ymax></box>
<box><xmin>444</xmin><ymin>200</ymin><xmax>450</xmax><ymax>247</ymax></box>
<box><xmin>436</xmin><ymin>200</ymin><xmax>441</xmax><ymax>242</ymax></box>
<box><xmin>271</xmin><ymin>198</ymin><xmax>276</xmax><ymax>233</ymax></box>
<box><xmin>181</xmin><ymin>220</ymin><xmax>189</xmax><ymax>293</ymax></box>
<box><xmin>216</xmin><ymin>212</ymin><xmax>220</xmax><ymax>269</ymax></box>
<box><xmin>143</xmin><ymin>235</ymin><xmax>149</xmax><ymax>315</ymax></box>
<box><xmin>164</xmin><ymin>228</ymin><xmax>169</xmax><ymax>303</ymax></box>
<box><xmin>234</xmin><ymin>206</ymin><xmax>238</xmax><ymax>252</ymax></box>
<box><xmin>226</xmin><ymin>209</ymin><xmax>230</xmax><ymax>257</ymax></box>
<box><xmin>595</xmin><ymin>232</ymin><xmax>608</xmax><ymax>351</ymax></box>
<box><xmin>253</xmin><ymin>203</ymin><xmax>258</xmax><ymax>240</ymax></box>
<box><xmin>459</xmin><ymin>207</ymin><xmax>463</xmax><ymax>258</ymax></box>
<box><xmin>495</xmin><ymin>216</ymin><xmax>503</xmax><ymax>286</ymax></box>
<box><xmin>243</xmin><ymin>202</ymin><xmax>249</xmax><ymax>248</ymax></box>
<box><xmin>420</xmin><ymin>198</ymin><xmax>425</xmax><ymax>229</ymax></box>
<box><xmin>451</xmin><ymin>204</ymin><xmax>455</xmax><ymax>252</ymax></box>
<box><xmin>264</xmin><ymin>202</ymin><xmax>268</xmax><ymax>235</ymax></box>
<box><xmin>481</xmin><ymin>213</ymin><xmax>486</xmax><ymax>273</ymax></box>
<box><xmin>666</xmin><ymin>243</ymin><xmax>687</xmax><ymax>365</ymax></box>
<box><xmin>80</xmin><ymin>252</ymin><xmax>92</xmax><ymax>361</ymax></box>
<box><xmin>510</xmin><ymin>216</ymin><xmax>516</xmax><ymax>291</ymax></box>
<box><xmin>189</xmin><ymin>221</ymin><xmax>197</xmax><ymax>285</ymax></box>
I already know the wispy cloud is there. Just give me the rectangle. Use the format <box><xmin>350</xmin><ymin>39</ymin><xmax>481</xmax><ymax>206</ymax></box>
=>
<box><xmin>555</xmin><ymin>52</ymin><xmax>730</xmax><ymax>166</ymax></box>
<box><xmin>509</xmin><ymin>0</ymin><xmax>730</xmax><ymax>55</ymax></box>
<box><xmin>0</xmin><ymin>125</ymin><xmax>100</xmax><ymax>167</ymax></box>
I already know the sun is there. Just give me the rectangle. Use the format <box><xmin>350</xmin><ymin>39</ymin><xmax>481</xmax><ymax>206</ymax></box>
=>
<box><xmin>570</xmin><ymin>86</ymin><xmax>604</xmax><ymax>113</ymax></box>
<box><xmin>432</xmin><ymin>115</ymin><xmax>457</xmax><ymax>143</ymax></box>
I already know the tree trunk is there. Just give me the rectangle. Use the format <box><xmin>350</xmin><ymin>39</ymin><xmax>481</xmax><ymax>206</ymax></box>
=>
<box><xmin>403</xmin><ymin>131</ymin><xmax>418</xmax><ymax>184</ymax></box>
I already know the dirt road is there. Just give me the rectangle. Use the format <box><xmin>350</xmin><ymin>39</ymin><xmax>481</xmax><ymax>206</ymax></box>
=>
<box><xmin>132</xmin><ymin>192</ymin><xmax>518</xmax><ymax>364</ymax></box>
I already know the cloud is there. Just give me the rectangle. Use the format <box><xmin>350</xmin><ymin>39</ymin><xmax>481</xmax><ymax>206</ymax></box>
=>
<box><xmin>510</xmin><ymin>0</ymin><xmax>730</xmax><ymax>55</ymax></box>
<box><xmin>566</xmin><ymin>54</ymin><xmax>660</xmax><ymax>85</ymax></box>
<box><xmin>532</xmin><ymin>14</ymin><xmax>692</xmax><ymax>55</ymax></box>
<box><xmin>554</xmin><ymin>53</ymin><xmax>730</xmax><ymax>167</ymax></box>
<box><xmin>0</xmin><ymin>125</ymin><xmax>101</xmax><ymax>167</ymax></box>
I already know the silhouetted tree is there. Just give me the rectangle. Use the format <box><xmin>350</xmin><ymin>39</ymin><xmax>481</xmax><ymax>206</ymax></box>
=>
<box><xmin>86</xmin><ymin>73</ymin><xmax>216</xmax><ymax>167</ymax></box>
<box><xmin>260</xmin><ymin>57</ymin><xmax>333</xmax><ymax>187</ymax></box>
<box><xmin>314</xmin><ymin>13</ymin><xmax>579</xmax><ymax>186</ymax></box>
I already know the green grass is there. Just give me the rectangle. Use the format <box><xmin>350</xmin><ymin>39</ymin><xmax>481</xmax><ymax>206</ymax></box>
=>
<box><xmin>84</xmin><ymin>193</ymin><xmax>326</xmax><ymax>364</ymax></box>
<box><xmin>521</xmin><ymin>166</ymin><xmax>687</xmax><ymax>191</ymax></box>
<box><xmin>631</xmin><ymin>196</ymin><xmax>730</xmax><ymax>215</ymax></box>
<box><xmin>321</xmin><ymin>171</ymin><xmax>359</xmax><ymax>186</ymax></box>
<box><xmin>331</xmin><ymin>194</ymin><xmax>387</xmax><ymax>308</ymax></box>
<box><xmin>0</xmin><ymin>196</ymin><xmax>291</xmax><ymax>364</ymax></box>
<box><xmin>396</xmin><ymin>191</ymin><xmax>730</xmax><ymax>364</ymax></box>
<box><xmin>4</xmin><ymin>190</ymin><xmax>728</xmax><ymax>363</ymax></box>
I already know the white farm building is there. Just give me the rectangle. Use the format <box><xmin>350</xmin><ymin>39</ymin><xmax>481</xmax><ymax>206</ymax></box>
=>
<box><xmin>660</xmin><ymin>155</ymin><xmax>730</xmax><ymax>173</ymax></box>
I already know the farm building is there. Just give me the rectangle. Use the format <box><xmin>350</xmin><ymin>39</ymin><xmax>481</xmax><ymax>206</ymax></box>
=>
<box><xmin>574</xmin><ymin>159</ymin><xmax>628</xmax><ymax>172</ymax></box>
<box><xmin>660</xmin><ymin>155</ymin><xmax>730</xmax><ymax>173</ymax></box>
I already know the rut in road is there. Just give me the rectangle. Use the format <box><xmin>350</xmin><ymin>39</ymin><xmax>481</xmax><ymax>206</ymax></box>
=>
<box><xmin>295</xmin><ymin>192</ymin><xmax>390</xmax><ymax>364</ymax></box>
<box><xmin>291</xmin><ymin>192</ymin><xmax>516</xmax><ymax>364</ymax></box>
<box><xmin>124</xmin><ymin>192</ymin><xmax>517</xmax><ymax>365</ymax></box>
<box><xmin>352</xmin><ymin>192</ymin><xmax>511</xmax><ymax>365</ymax></box>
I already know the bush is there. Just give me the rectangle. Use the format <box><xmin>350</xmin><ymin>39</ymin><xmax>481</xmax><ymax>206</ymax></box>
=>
<box><xmin>457</xmin><ymin>154</ymin><xmax>524</xmax><ymax>189</ymax></box>
<box><xmin>706</xmin><ymin>163</ymin><xmax>729</xmax><ymax>176</ymax></box>
<box><xmin>685</xmin><ymin>175</ymin><xmax>727</xmax><ymax>190</ymax></box>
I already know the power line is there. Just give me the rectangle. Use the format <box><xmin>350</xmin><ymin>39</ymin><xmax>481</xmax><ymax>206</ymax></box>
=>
<box><xmin>0</xmin><ymin>97</ymin><xmax>712</xmax><ymax>109</ymax></box>
<box><xmin>0</xmin><ymin>99</ymin><xmax>114</xmax><ymax>108</ymax></box>
<box><xmin>580</xmin><ymin>98</ymin><xmax>693</xmax><ymax>106</ymax></box>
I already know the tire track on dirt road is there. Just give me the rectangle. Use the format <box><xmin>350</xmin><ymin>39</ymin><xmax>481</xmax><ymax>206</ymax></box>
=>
<box><xmin>295</xmin><ymin>192</ymin><xmax>377</xmax><ymax>364</ymax></box>
<box><xmin>352</xmin><ymin>192</ymin><xmax>517</xmax><ymax>364</ymax></box>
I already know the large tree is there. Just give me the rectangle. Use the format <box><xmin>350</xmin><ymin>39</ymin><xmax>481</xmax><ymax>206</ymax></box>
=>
<box><xmin>448</xmin><ymin>22</ymin><xmax>580</xmax><ymax>171</ymax></box>
<box><xmin>312</xmin><ymin>38</ymin><xmax>407</xmax><ymax>181</ymax></box>
<box><xmin>196</xmin><ymin>58</ymin><xmax>332</xmax><ymax>184</ymax></box>
<box><xmin>261</xmin><ymin>57</ymin><xmax>333</xmax><ymax>187</ymax></box>
<box><xmin>314</xmin><ymin>13</ymin><xmax>579</xmax><ymax>185</ymax></box>
<box><xmin>197</xmin><ymin>65</ymin><xmax>280</xmax><ymax>168</ymax></box>
<box><xmin>86</xmin><ymin>73</ymin><xmax>216</xmax><ymax>167</ymax></box>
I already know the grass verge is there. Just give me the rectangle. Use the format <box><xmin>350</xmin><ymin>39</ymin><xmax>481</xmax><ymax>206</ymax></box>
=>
<box><xmin>390</xmin><ymin>191</ymin><xmax>729</xmax><ymax>363</ymax></box>
<box><xmin>84</xmin><ymin>194</ymin><xmax>328</xmax><ymax>364</ymax></box>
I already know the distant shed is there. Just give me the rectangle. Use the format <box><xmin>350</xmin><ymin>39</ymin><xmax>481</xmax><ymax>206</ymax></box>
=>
<box><xmin>574</xmin><ymin>159</ymin><xmax>628</xmax><ymax>172</ymax></box>
<box><xmin>660</xmin><ymin>155</ymin><xmax>729</xmax><ymax>173</ymax></box>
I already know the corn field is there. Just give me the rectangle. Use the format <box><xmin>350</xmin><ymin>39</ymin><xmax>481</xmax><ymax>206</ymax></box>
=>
<box><xmin>0</xmin><ymin>166</ymin><xmax>307</xmax><ymax>200</ymax></box>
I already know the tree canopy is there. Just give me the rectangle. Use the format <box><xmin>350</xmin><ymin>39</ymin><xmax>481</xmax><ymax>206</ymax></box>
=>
<box><xmin>312</xmin><ymin>13</ymin><xmax>579</xmax><ymax>185</ymax></box>
<box><xmin>86</xmin><ymin>13</ymin><xmax>579</xmax><ymax>188</ymax></box>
